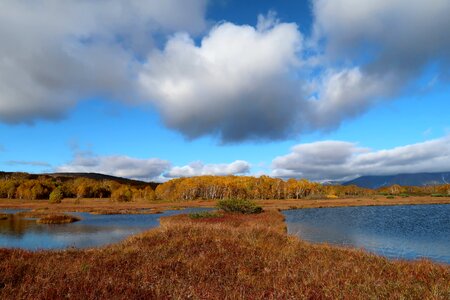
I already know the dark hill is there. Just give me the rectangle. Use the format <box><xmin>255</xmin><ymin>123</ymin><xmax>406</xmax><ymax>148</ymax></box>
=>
<box><xmin>0</xmin><ymin>171</ymin><xmax>159</xmax><ymax>189</ymax></box>
<box><xmin>343</xmin><ymin>172</ymin><xmax>450</xmax><ymax>189</ymax></box>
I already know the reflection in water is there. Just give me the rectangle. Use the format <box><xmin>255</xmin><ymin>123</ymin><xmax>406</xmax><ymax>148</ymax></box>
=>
<box><xmin>0</xmin><ymin>208</ymin><xmax>211</xmax><ymax>250</ymax></box>
<box><xmin>0</xmin><ymin>214</ymin><xmax>37</xmax><ymax>237</ymax></box>
<box><xmin>284</xmin><ymin>204</ymin><xmax>450</xmax><ymax>264</ymax></box>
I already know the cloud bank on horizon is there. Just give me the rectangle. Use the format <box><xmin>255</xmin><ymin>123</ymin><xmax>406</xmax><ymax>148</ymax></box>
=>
<box><xmin>1</xmin><ymin>0</ymin><xmax>449</xmax><ymax>142</ymax></box>
<box><xmin>55</xmin><ymin>150</ymin><xmax>250</xmax><ymax>182</ymax></box>
<box><xmin>273</xmin><ymin>135</ymin><xmax>450</xmax><ymax>182</ymax></box>
<box><xmin>54</xmin><ymin>135</ymin><xmax>450</xmax><ymax>182</ymax></box>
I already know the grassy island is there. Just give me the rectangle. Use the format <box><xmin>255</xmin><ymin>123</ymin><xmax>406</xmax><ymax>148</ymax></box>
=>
<box><xmin>0</xmin><ymin>209</ymin><xmax>448</xmax><ymax>299</ymax></box>
<box><xmin>36</xmin><ymin>214</ymin><xmax>80</xmax><ymax>224</ymax></box>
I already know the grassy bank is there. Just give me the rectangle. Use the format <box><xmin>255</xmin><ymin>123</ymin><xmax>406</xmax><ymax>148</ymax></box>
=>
<box><xmin>1</xmin><ymin>195</ymin><xmax>450</xmax><ymax>214</ymax></box>
<box><xmin>0</xmin><ymin>210</ymin><xmax>448</xmax><ymax>299</ymax></box>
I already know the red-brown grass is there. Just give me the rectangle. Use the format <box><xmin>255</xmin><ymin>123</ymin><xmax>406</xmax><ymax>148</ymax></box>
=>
<box><xmin>0</xmin><ymin>210</ymin><xmax>448</xmax><ymax>299</ymax></box>
<box><xmin>36</xmin><ymin>214</ymin><xmax>80</xmax><ymax>224</ymax></box>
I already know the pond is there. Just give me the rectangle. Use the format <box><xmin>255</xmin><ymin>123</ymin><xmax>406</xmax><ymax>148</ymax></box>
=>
<box><xmin>0</xmin><ymin>208</ymin><xmax>211</xmax><ymax>250</ymax></box>
<box><xmin>283</xmin><ymin>204</ymin><xmax>450</xmax><ymax>264</ymax></box>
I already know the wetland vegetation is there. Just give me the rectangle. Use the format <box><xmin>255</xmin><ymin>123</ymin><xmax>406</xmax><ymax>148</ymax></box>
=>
<box><xmin>1</xmin><ymin>175</ymin><xmax>449</xmax><ymax>298</ymax></box>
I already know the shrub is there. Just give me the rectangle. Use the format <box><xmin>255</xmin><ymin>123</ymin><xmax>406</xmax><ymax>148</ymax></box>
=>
<box><xmin>386</xmin><ymin>195</ymin><xmax>395</xmax><ymax>199</ymax></box>
<box><xmin>49</xmin><ymin>188</ymin><xmax>64</xmax><ymax>204</ymax></box>
<box><xmin>217</xmin><ymin>199</ymin><xmax>263</xmax><ymax>214</ymax></box>
<box><xmin>431</xmin><ymin>194</ymin><xmax>449</xmax><ymax>197</ymax></box>
<box><xmin>189</xmin><ymin>211</ymin><xmax>223</xmax><ymax>219</ymax></box>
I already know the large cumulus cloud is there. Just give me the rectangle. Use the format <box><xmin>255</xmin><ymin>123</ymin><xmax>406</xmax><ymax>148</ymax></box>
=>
<box><xmin>0</xmin><ymin>0</ymin><xmax>207</xmax><ymax>123</ymax></box>
<box><xmin>139</xmin><ymin>15</ymin><xmax>305</xmax><ymax>141</ymax></box>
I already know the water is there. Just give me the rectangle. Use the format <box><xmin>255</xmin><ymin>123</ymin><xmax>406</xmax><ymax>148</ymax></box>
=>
<box><xmin>0</xmin><ymin>208</ymin><xmax>211</xmax><ymax>250</ymax></box>
<box><xmin>283</xmin><ymin>204</ymin><xmax>450</xmax><ymax>264</ymax></box>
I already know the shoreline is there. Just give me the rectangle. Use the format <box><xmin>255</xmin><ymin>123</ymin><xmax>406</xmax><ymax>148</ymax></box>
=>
<box><xmin>1</xmin><ymin>195</ymin><xmax>450</xmax><ymax>214</ymax></box>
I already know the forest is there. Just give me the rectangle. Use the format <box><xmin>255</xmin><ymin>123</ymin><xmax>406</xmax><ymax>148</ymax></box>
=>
<box><xmin>0</xmin><ymin>172</ymin><xmax>449</xmax><ymax>202</ymax></box>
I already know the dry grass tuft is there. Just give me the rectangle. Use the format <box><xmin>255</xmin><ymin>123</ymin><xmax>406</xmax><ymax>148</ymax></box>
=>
<box><xmin>1</xmin><ymin>210</ymin><xmax>448</xmax><ymax>299</ymax></box>
<box><xmin>89</xmin><ymin>209</ymin><xmax>162</xmax><ymax>215</ymax></box>
<box><xmin>36</xmin><ymin>214</ymin><xmax>80</xmax><ymax>224</ymax></box>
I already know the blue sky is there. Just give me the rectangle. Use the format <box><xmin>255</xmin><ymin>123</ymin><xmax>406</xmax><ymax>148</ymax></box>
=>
<box><xmin>0</xmin><ymin>0</ymin><xmax>449</xmax><ymax>181</ymax></box>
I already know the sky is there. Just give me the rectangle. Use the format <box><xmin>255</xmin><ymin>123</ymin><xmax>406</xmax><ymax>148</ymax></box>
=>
<box><xmin>0</xmin><ymin>0</ymin><xmax>449</xmax><ymax>182</ymax></box>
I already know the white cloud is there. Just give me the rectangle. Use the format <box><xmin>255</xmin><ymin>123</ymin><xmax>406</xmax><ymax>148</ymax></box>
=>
<box><xmin>165</xmin><ymin>160</ymin><xmax>250</xmax><ymax>178</ymax></box>
<box><xmin>272</xmin><ymin>135</ymin><xmax>450</xmax><ymax>181</ymax></box>
<box><xmin>313</xmin><ymin>0</ymin><xmax>450</xmax><ymax>86</ymax></box>
<box><xmin>308</xmin><ymin>67</ymin><xmax>397</xmax><ymax>131</ymax></box>
<box><xmin>55</xmin><ymin>151</ymin><xmax>171</xmax><ymax>181</ymax></box>
<box><xmin>0</xmin><ymin>0</ymin><xmax>208</xmax><ymax>123</ymax></box>
<box><xmin>55</xmin><ymin>151</ymin><xmax>250</xmax><ymax>181</ymax></box>
<box><xmin>139</xmin><ymin>14</ymin><xmax>305</xmax><ymax>142</ymax></box>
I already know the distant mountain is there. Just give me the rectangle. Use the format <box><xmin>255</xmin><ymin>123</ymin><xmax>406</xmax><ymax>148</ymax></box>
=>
<box><xmin>343</xmin><ymin>172</ymin><xmax>450</xmax><ymax>189</ymax></box>
<box><xmin>0</xmin><ymin>171</ymin><xmax>159</xmax><ymax>189</ymax></box>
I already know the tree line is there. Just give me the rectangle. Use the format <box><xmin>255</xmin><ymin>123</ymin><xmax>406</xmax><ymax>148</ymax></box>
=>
<box><xmin>0</xmin><ymin>173</ymin><xmax>155</xmax><ymax>202</ymax></box>
<box><xmin>1</xmin><ymin>173</ymin><xmax>449</xmax><ymax>202</ymax></box>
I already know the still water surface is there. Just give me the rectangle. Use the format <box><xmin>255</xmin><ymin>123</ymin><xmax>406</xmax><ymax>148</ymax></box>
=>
<box><xmin>0</xmin><ymin>208</ymin><xmax>210</xmax><ymax>250</ymax></box>
<box><xmin>283</xmin><ymin>204</ymin><xmax>450</xmax><ymax>264</ymax></box>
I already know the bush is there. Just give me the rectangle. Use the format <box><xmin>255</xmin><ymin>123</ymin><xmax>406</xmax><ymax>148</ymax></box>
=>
<box><xmin>49</xmin><ymin>188</ymin><xmax>64</xmax><ymax>204</ymax></box>
<box><xmin>386</xmin><ymin>195</ymin><xmax>395</xmax><ymax>199</ymax></box>
<box><xmin>217</xmin><ymin>199</ymin><xmax>263</xmax><ymax>214</ymax></box>
<box><xmin>431</xmin><ymin>194</ymin><xmax>449</xmax><ymax>197</ymax></box>
<box><xmin>189</xmin><ymin>211</ymin><xmax>224</xmax><ymax>219</ymax></box>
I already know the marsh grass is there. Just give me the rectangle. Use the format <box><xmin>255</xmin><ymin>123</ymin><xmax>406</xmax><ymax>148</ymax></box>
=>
<box><xmin>36</xmin><ymin>214</ymin><xmax>80</xmax><ymax>224</ymax></box>
<box><xmin>0</xmin><ymin>210</ymin><xmax>448</xmax><ymax>299</ymax></box>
